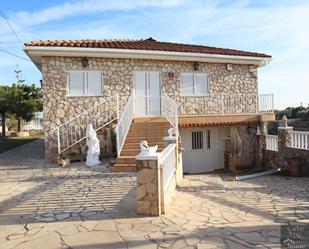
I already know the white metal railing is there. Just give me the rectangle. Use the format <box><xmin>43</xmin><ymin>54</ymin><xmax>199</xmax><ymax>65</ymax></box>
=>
<box><xmin>265</xmin><ymin>134</ymin><xmax>279</xmax><ymax>151</ymax></box>
<box><xmin>115</xmin><ymin>93</ymin><xmax>135</xmax><ymax>156</ymax></box>
<box><xmin>290</xmin><ymin>131</ymin><xmax>309</xmax><ymax>150</ymax></box>
<box><xmin>177</xmin><ymin>93</ymin><xmax>274</xmax><ymax>116</ymax></box>
<box><xmin>259</xmin><ymin>94</ymin><xmax>274</xmax><ymax>114</ymax></box>
<box><xmin>54</xmin><ymin>94</ymin><xmax>119</xmax><ymax>155</ymax></box>
<box><xmin>159</xmin><ymin>143</ymin><xmax>177</xmax><ymax>192</ymax></box>
<box><xmin>162</xmin><ymin>95</ymin><xmax>179</xmax><ymax>136</ymax></box>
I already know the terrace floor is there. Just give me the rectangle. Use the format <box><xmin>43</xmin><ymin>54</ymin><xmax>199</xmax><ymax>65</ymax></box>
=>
<box><xmin>0</xmin><ymin>139</ymin><xmax>308</xmax><ymax>249</ymax></box>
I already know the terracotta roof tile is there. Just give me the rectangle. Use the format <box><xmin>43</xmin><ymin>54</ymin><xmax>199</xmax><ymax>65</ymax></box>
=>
<box><xmin>24</xmin><ymin>37</ymin><xmax>271</xmax><ymax>58</ymax></box>
<box><xmin>179</xmin><ymin>120</ymin><xmax>259</xmax><ymax>128</ymax></box>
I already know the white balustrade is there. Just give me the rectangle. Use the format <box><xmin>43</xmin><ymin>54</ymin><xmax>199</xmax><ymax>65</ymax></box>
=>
<box><xmin>161</xmin><ymin>95</ymin><xmax>179</xmax><ymax>136</ymax></box>
<box><xmin>265</xmin><ymin>135</ymin><xmax>279</xmax><ymax>151</ymax></box>
<box><xmin>177</xmin><ymin>93</ymin><xmax>273</xmax><ymax>116</ymax></box>
<box><xmin>159</xmin><ymin>143</ymin><xmax>177</xmax><ymax>192</ymax></box>
<box><xmin>259</xmin><ymin>94</ymin><xmax>274</xmax><ymax>114</ymax></box>
<box><xmin>115</xmin><ymin>93</ymin><xmax>135</xmax><ymax>157</ymax></box>
<box><xmin>290</xmin><ymin>131</ymin><xmax>309</xmax><ymax>150</ymax></box>
<box><xmin>54</xmin><ymin>94</ymin><xmax>119</xmax><ymax>155</ymax></box>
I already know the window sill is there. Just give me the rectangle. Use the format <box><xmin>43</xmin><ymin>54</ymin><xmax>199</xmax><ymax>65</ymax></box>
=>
<box><xmin>181</xmin><ymin>94</ymin><xmax>210</xmax><ymax>97</ymax></box>
<box><xmin>67</xmin><ymin>95</ymin><xmax>104</xmax><ymax>97</ymax></box>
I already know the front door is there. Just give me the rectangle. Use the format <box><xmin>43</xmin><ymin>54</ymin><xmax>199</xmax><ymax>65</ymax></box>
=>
<box><xmin>134</xmin><ymin>71</ymin><xmax>161</xmax><ymax>116</ymax></box>
<box><xmin>181</xmin><ymin>127</ymin><xmax>229</xmax><ymax>173</ymax></box>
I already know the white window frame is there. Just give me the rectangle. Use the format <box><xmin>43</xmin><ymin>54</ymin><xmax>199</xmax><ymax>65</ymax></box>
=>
<box><xmin>190</xmin><ymin>129</ymin><xmax>212</xmax><ymax>151</ymax></box>
<box><xmin>67</xmin><ymin>71</ymin><xmax>104</xmax><ymax>97</ymax></box>
<box><xmin>181</xmin><ymin>72</ymin><xmax>210</xmax><ymax>96</ymax></box>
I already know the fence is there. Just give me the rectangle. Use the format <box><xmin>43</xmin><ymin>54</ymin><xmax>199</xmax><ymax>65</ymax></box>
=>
<box><xmin>160</xmin><ymin>144</ymin><xmax>177</xmax><ymax>191</ymax></box>
<box><xmin>289</xmin><ymin>131</ymin><xmax>309</xmax><ymax>150</ymax></box>
<box><xmin>53</xmin><ymin>94</ymin><xmax>119</xmax><ymax>155</ymax></box>
<box><xmin>177</xmin><ymin>93</ymin><xmax>273</xmax><ymax>116</ymax></box>
<box><xmin>265</xmin><ymin>134</ymin><xmax>278</xmax><ymax>151</ymax></box>
<box><xmin>161</xmin><ymin>95</ymin><xmax>179</xmax><ymax>136</ymax></box>
<box><xmin>115</xmin><ymin>93</ymin><xmax>134</xmax><ymax>156</ymax></box>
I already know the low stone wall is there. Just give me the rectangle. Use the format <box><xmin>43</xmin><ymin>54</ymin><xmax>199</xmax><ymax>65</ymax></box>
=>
<box><xmin>262</xmin><ymin>127</ymin><xmax>309</xmax><ymax>175</ymax></box>
<box><xmin>136</xmin><ymin>139</ymin><xmax>182</xmax><ymax>216</ymax></box>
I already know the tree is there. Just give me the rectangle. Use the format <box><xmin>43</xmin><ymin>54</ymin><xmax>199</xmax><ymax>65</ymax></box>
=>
<box><xmin>10</xmin><ymin>83</ymin><xmax>42</xmax><ymax>132</ymax></box>
<box><xmin>0</xmin><ymin>86</ymin><xmax>12</xmax><ymax>137</ymax></box>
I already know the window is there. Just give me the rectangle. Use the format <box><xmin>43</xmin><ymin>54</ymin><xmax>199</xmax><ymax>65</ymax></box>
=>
<box><xmin>67</xmin><ymin>71</ymin><xmax>103</xmax><ymax>96</ymax></box>
<box><xmin>181</xmin><ymin>73</ymin><xmax>209</xmax><ymax>96</ymax></box>
<box><xmin>192</xmin><ymin>131</ymin><xmax>204</xmax><ymax>150</ymax></box>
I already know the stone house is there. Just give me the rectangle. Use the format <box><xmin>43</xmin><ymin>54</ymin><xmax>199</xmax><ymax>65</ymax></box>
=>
<box><xmin>24</xmin><ymin>38</ymin><xmax>275</xmax><ymax>173</ymax></box>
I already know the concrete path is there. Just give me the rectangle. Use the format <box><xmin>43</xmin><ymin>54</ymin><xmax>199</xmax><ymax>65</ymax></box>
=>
<box><xmin>0</xmin><ymin>140</ymin><xmax>309</xmax><ymax>249</ymax></box>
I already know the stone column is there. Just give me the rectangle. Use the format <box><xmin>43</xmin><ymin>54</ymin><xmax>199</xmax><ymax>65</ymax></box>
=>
<box><xmin>277</xmin><ymin>126</ymin><xmax>293</xmax><ymax>170</ymax></box>
<box><xmin>135</xmin><ymin>154</ymin><xmax>161</xmax><ymax>216</ymax></box>
<box><xmin>277</xmin><ymin>126</ymin><xmax>293</xmax><ymax>149</ymax></box>
<box><xmin>256</xmin><ymin>134</ymin><xmax>263</xmax><ymax>169</ymax></box>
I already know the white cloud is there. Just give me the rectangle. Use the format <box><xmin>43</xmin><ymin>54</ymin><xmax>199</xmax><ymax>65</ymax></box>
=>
<box><xmin>1</xmin><ymin>0</ymin><xmax>309</xmax><ymax>108</ymax></box>
<box><xmin>8</xmin><ymin>0</ymin><xmax>185</xmax><ymax>27</ymax></box>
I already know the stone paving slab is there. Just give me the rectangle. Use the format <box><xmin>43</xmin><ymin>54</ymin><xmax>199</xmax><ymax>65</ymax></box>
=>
<box><xmin>0</xmin><ymin>140</ymin><xmax>309</xmax><ymax>248</ymax></box>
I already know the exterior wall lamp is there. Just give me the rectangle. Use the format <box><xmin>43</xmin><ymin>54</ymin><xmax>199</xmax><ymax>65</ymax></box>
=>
<box><xmin>81</xmin><ymin>57</ymin><xmax>89</xmax><ymax>67</ymax></box>
<box><xmin>167</xmin><ymin>72</ymin><xmax>176</xmax><ymax>80</ymax></box>
<box><xmin>193</xmin><ymin>62</ymin><xmax>199</xmax><ymax>71</ymax></box>
<box><xmin>246</xmin><ymin>125</ymin><xmax>254</xmax><ymax>135</ymax></box>
<box><xmin>226</xmin><ymin>64</ymin><xmax>233</xmax><ymax>71</ymax></box>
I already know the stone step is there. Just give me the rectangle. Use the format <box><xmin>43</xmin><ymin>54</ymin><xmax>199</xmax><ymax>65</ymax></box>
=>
<box><xmin>115</xmin><ymin>156</ymin><xmax>136</xmax><ymax>164</ymax></box>
<box><xmin>123</xmin><ymin>141</ymin><xmax>165</xmax><ymax>150</ymax></box>
<box><xmin>129</xmin><ymin>127</ymin><xmax>170</xmax><ymax>133</ymax></box>
<box><xmin>113</xmin><ymin>117</ymin><xmax>169</xmax><ymax>172</ymax></box>
<box><xmin>112</xmin><ymin>164</ymin><xmax>136</xmax><ymax>172</ymax></box>
<box><xmin>120</xmin><ymin>148</ymin><xmax>163</xmax><ymax>157</ymax></box>
<box><xmin>133</xmin><ymin>117</ymin><xmax>168</xmax><ymax>123</ymax></box>
<box><xmin>125</xmin><ymin>136</ymin><xmax>166</xmax><ymax>143</ymax></box>
<box><xmin>127</xmin><ymin>131</ymin><xmax>167</xmax><ymax>138</ymax></box>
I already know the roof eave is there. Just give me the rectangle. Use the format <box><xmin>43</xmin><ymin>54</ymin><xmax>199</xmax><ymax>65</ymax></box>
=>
<box><xmin>23</xmin><ymin>46</ymin><xmax>272</xmax><ymax>71</ymax></box>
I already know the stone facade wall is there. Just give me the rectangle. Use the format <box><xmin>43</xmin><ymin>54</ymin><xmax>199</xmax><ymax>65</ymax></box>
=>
<box><xmin>41</xmin><ymin>56</ymin><xmax>258</xmax><ymax>159</ymax></box>
<box><xmin>238</xmin><ymin>126</ymin><xmax>259</xmax><ymax>168</ymax></box>
<box><xmin>262</xmin><ymin>128</ymin><xmax>309</xmax><ymax>175</ymax></box>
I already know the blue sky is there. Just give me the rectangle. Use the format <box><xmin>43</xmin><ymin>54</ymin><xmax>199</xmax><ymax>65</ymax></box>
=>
<box><xmin>0</xmin><ymin>0</ymin><xmax>308</xmax><ymax>109</ymax></box>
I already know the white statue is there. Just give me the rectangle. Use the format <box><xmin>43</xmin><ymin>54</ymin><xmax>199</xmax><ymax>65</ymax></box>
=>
<box><xmin>86</xmin><ymin>123</ymin><xmax>101</xmax><ymax>166</ymax></box>
<box><xmin>167</xmin><ymin>127</ymin><xmax>176</xmax><ymax>138</ymax></box>
<box><xmin>139</xmin><ymin>140</ymin><xmax>158</xmax><ymax>155</ymax></box>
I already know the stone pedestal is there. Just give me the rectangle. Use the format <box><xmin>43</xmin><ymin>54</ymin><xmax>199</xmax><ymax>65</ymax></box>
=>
<box><xmin>136</xmin><ymin>154</ymin><xmax>161</xmax><ymax>216</ymax></box>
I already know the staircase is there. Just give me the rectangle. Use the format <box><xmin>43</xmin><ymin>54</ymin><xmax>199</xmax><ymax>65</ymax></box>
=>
<box><xmin>53</xmin><ymin>94</ymin><xmax>119</xmax><ymax>159</ymax></box>
<box><xmin>113</xmin><ymin>118</ymin><xmax>171</xmax><ymax>172</ymax></box>
<box><xmin>52</xmin><ymin>92</ymin><xmax>178</xmax><ymax>171</ymax></box>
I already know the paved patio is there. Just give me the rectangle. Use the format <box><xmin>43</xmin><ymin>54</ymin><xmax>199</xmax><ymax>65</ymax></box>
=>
<box><xmin>0</xmin><ymin>140</ymin><xmax>308</xmax><ymax>249</ymax></box>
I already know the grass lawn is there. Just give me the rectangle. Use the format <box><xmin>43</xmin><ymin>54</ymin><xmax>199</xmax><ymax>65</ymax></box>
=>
<box><xmin>0</xmin><ymin>137</ymin><xmax>39</xmax><ymax>154</ymax></box>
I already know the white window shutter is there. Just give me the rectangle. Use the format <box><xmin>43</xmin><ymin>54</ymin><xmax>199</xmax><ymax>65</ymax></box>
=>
<box><xmin>68</xmin><ymin>71</ymin><xmax>84</xmax><ymax>96</ymax></box>
<box><xmin>181</xmin><ymin>73</ymin><xmax>194</xmax><ymax>95</ymax></box>
<box><xmin>87</xmin><ymin>71</ymin><xmax>103</xmax><ymax>95</ymax></box>
<box><xmin>194</xmin><ymin>74</ymin><xmax>208</xmax><ymax>95</ymax></box>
